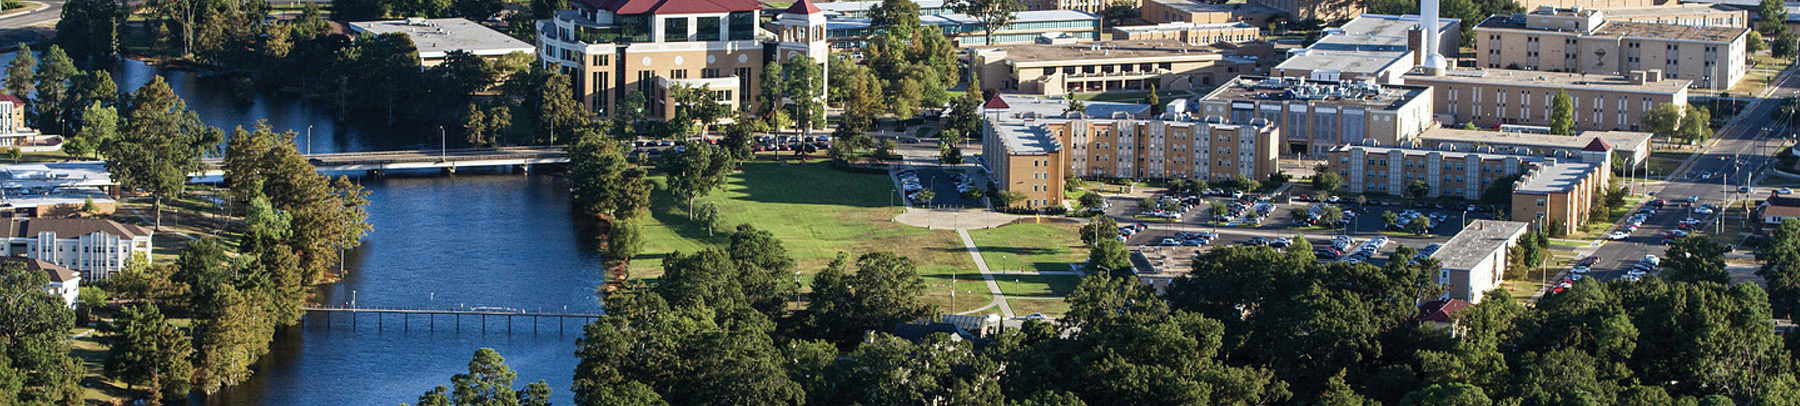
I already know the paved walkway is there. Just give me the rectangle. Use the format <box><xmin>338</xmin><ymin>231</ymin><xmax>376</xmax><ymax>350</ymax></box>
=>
<box><xmin>894</xmin><ymin>207</ymin><xmax>1017</xmax><ymax>230</ymax></box>
<box><xmin>955</xmin><ymin>229</ymin><xmax>1016</xmax><ymax>318</ymax></box>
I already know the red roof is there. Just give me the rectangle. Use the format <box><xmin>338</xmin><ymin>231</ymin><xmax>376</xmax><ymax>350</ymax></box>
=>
<box><xmin>785</xmin><ymin>0</ymin><xmax>823</xmax><ymax>14</ymax></box>
<box><xmin>582</xmin><ymin>0</ymin><xmax>762</xmax><ymax>15</ymax></box>
<box><xmin>1582</xmin><ymin>137</ymin><xmax>1611</xmax><ymax>152</ymax></box>
<box><xmin>983</xmin><ymin>94</ymin><xmax>1010</xmax><ymax>110</ymax></box>
<box><xmin>1418</xmin><ymin>299</ymin><xmax>1473</xmax><ymax>323</ymax></box>
<box><xmin>0</xmin><ymin>94</ymin><xmax>23</xmax><ymax>105</ymax></box>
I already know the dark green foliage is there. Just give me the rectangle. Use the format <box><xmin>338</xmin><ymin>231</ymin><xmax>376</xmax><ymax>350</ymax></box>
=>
<box><xmin>1665</xmin><ymin>236</ymin><xmax>1730</xmax><ymax>284</ymax></box>
<box><xmin>804</xmin><ymin>252</ymin><xmax>936</xmax><ymax>345</ymax></box>
<box><xmin>1086</xmin><ymin>238</ymin><xmax>1131</xmax><ymax>276</ymax></box>
<box><xmin>0</xmin><ymin>261</ymin><xmax>83</xmax><ymax>404</ymax></box>
<box><xmin>569</xmin><ymin>130</ymin><xmax>652</xmax><ymax>220</ymax></box>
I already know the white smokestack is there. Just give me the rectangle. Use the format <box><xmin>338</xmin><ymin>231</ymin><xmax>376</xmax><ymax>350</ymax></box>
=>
<box><xmin>1420</xmin><ymin>0</ymin><xmax>1447</xmax><ymax>70</ymax></box>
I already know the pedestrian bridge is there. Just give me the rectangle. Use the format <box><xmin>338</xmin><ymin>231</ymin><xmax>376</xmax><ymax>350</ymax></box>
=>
<box><xmin>195</xmin><ymin>146</ymin><xmax>568</xmax><ymax>179</ymax></box>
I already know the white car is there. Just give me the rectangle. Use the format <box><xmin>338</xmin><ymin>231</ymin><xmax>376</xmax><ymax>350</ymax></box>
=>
<box><xmin>1694</xmin><ymin>207</ymin><xmax>1715</xmax><ymax>215</ymax></box>
<box><xmin>1608</xmin><ymin>231</ymin><xmax>1629</xmax><ymax>240</ymax></box>
<box><xmin>1571</xmin><ymin>266</ymin><xmax>1591</xmax><ymax>274</ymax></box>
<box><xmin>1780</xmin><ymin>188</ymin><xmax>1795</xmax><ymax>195</ymax></box>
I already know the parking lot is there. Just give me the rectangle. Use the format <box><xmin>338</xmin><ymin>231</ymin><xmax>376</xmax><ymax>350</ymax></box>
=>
<box><xmin>893</xmin><ymin>166</ymin><xmax>985</xmax><ymax>209</ymax></box>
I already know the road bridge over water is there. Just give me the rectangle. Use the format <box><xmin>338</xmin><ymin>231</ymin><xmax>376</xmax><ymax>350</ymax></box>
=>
<box><xmin>302</xmin><ymin>306</ymin><xmax>601</xmax><ymax>334</ymax></box>
<box><xmin>195</xmin><ymin>146</ymin><xmax>568</xmax><ymax>180</ymax></box>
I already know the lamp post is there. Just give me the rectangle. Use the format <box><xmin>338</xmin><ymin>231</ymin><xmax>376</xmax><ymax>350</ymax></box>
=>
<box><xmin>439</xmin><ymin>126</ymin><xmax>447</xmax><ymax>162</ymax></box>
<box><xmin>306</xmin><ymin>125</ymin><xmax>314</xmax><ymax>155</ymax></box>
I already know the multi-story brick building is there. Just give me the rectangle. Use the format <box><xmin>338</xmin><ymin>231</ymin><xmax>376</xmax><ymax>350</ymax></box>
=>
<box><xmin>537</xmin><ymin>0</ymin><xmax>828</xmax><ymax>118</ymax></box>
<box><xmin>1111</xmin><ymin>22</ymin><xmax>1260</xmax><ymax>44</ymax></box>
<box><xmin>1417</xmin><ymin>127</ymin><xmax>1654</xmax><ymax>167</ymax></box>
<box><xmin>0</xmin><ymin>218</ymin><xmax>154</xmax><ymax>281</ymax></box>
<box><xmin>1251</xmin><ymin>0</ymin><xmax>1362</xmax><ymax>22</ymax></box>
<box><xmin>1474</xmin><ymin>7</ymin><xmax>1750</xmax><ymax>90</ymax></box>
<box><xmin>1198</xmin><ymin>75</ymin><xmax>1436</xmax><ymax>158</ymax></box>
<box><xmin>972</xmin><ymin>39</ymin><xmax>1260</xmax><ymax>95</ymax></box>
<box><xmin>1401</xmin><ymin>67</ymin><xmax>1690</xmax><ymax>132</ymax></box>
<box><xmin>1141</xmin><ymin>0</ymin><xmax>1281</xmax><ymax>26</ymax></box>
<box><xmin>1512</xmin><ymin>0</ymin><xmax>1666</xmax><ymax>9</ymax></box>
<box><xmin>1595</xmin><ymin>3</ymin><xmax>1748</xmax><ymax>28</ymax></box>
<box><xmin>1016</xmin><ymin>0</ymin><xmax>1135</xmax><ymax>13</ymax></box>
<box><xmin>981</xmin><ymin>97</ymin><xmax>1068</xmax><ymax>210</ymax></box>
<box><xmin>1326</xmin><ymin>143</ymin><xmax>1610</xmax><ymax>228</ymax></box>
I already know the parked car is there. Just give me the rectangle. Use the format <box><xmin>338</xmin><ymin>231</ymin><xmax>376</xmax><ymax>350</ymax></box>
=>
<box><xmin>1608</xmin><ymin>231</ymin><xmax>1629</xmax><ymax>240</ymax></box>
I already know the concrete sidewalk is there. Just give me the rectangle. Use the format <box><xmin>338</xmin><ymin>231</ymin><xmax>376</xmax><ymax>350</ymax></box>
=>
<box><xmin>956</xmin><ymin>229</ymin><xmax>1016</xmax><ymax>318</ymax></box>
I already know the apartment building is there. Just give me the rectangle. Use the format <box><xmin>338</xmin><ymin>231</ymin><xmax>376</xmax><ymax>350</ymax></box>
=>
<box><xmin>349</xmin><ymin>18</ymin><xmax>535</xmax><ymax>67</ymax></box>
<box><xmin>1198</xmin><ymin>76</ymin><xmax>1436</xmax><ymax>157</ymax></box>
<box><xmin>1430</xmin><ymin>220</ymin><xmax>1531</xmax><ymax>304</ymax></box>
<box><xmin>1417</xmin><ymin>127</ymin><xmax>1654</xmax><ymax>167</ymax></box>
<box><xmin>1111</xmin><ymin>22</ymin><xmax>1260</xmax><ymax>44</ymax></box>
<box><xmin>538</xmin><ymin>0</ymin><xmax>828</xmax><ymax>118</ymax></box>
<box><xmin>1141</xmin><ymin>0</ymin><xmax>1281</xmax><ymax>26</ymax></box>
<box><xmin>1596</xmin><ymin>3</ymin><xmax>1748</xmax><ymax>28</ymax></box>
<box><xmin>1273</xmin><ymin>14</ymin><xmax>1461</xmax><ymax>84</ymax></box>
<box><xmin>1513</xmin><ymin>0</ymin><xmax>1667</xmax><ymax>9</ymax></box>
<box><xmin>815</xmin><ymin>0</ymin><xmax>949</xmax><ymax>17</ymax></box>
<box><xmin>3</xmin><ymin>257</ymin><xmax>79</xmax><ymax>308</ymax></box>
<box><xmin>973</xmin><ymin>39</ymin><xmax>1258</xmax><ymax>95</ymax></box>
<box><xmin>1017</xmin><ymin>0</ymin><xmax>1136</xmax><ymax>13</ymax></box>
<box><xmin>826</xmin><ymin>9</ymin><xmax>1102</xmax><ymax>47</ymax></box>
<box><xmin>1251</xmin><ymin>0</ymin><xmax>1362</xmax><ymax>22</ymax></box>
<box><xmin>0</xmin><ymin>218</ymin><xmax>154</xmax><ymax>281</ymax></box>
<box><xmin>1401</xmin><ymin>67</ymin><xmax>1690</xmax><ymax>132</ymax></box>
<box><xmin>981</xmin><ymin>97</ymin><xmax>1068</xmax><ymax>210</ymax></box>
<box><xmin>1046</xmin><ymin>116</ymin><xmax>1280</xmax><ymax>182</ymax></box>
<box><xmin>1474</xmin><ymin>7</ymin><xmax>1750</xmax><ymax>90</ymax></box>
<box><xmin>1327</xmin><ymin>144</ymin><xmax>1609</xmax><ymax>227</ymax></box>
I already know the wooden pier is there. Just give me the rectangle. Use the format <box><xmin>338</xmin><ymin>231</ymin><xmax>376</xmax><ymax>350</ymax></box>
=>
<box><xmin>302</xmin><ymin>307</ymin><xmax>602</xmax><ymax>335</ymax></box>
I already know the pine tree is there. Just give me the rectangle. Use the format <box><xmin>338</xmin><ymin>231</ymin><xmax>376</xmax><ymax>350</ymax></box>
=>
<box><xmin>5</xmin><ymin>44</ymin><xmax>35</xmax><ymax>97</ymax></box>
<box><xmin>102</xmin><ymin>304</ymin><xmax>194</xmax><ymax>402</ymax></box>
<box><xmin>1550</xmin><ymin>90</ymin><xmax>1575</xmax><ymax>135</ymax></box>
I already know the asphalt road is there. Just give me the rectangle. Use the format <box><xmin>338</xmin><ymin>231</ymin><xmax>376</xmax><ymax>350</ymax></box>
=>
<box><xmin>1583</xmin><ymin>68</ymin><xmax>1800</xmax><ymax>282</ymax></box>
<box><xmin>0</xmin><ymin>0</ymin><xmax>62</xmax><ymax>29</ymax></box>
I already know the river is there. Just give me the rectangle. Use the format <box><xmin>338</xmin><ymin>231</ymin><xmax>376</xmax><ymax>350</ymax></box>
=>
<box><xmin>0</xmin><ymin>53</ymin><xmax>606</xmax><ymax>405</ymax></box>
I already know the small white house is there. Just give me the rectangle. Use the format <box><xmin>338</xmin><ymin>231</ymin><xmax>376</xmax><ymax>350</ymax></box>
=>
<box><xmin>3</xmin><ymin>257</ymin><xmax>79</xmax><ymax>308</ymax></box>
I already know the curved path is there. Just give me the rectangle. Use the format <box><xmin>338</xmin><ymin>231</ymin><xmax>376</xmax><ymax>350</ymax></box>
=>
<box><xmin>955</xmin><ymin>228</ymin><xmax>1015</xmax><ymax>318</ymax></box>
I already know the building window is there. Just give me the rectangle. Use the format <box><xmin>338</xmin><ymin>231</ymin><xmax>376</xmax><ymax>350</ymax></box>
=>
<box><xmin>664</xmin><ymin>18</ymin><xmax>689</xmax><ymax>42</ymax></box>
<box><xmin>672</xmin><ymin>69</ymin><xmax>688</xmax><ymax>79</ymax></box>
<box><xmin>696</xmin><ymin>17</ymin><xmax>721</xmax><ymax>41</ymax></box>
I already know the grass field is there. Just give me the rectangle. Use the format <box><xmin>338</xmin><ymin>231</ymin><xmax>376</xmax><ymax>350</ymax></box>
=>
<box><xmin>1073</xmin><ymin>90</ymin><xmax>1192</xmax><ymax>110</ymax></box>
<box><xmin>629</xmin><ymin>161</ymin><xmax>992</xmax><ymax>313</ymax></box>
<box><xmin>967</xmin><ymin>222</ymin><xmax>1086</xmax><ymax>297</ymax></box>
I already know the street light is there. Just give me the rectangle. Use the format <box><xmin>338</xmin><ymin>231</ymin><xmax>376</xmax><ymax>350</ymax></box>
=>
<box><xmin>439</xmin><ymin>126</ymin><xmax>447</xmax><ymax>162</ymax></box>
<box><xmin>306</xmin><ymin>125</ymin><xmax>314</xmax><ymax>155</ymax></box>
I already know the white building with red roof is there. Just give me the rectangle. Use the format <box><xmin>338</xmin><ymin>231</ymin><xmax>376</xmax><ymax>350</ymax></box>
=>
<box><xmin>538</xmin><ymin>0</ymin><xmax>828</xmax><ymax>122</ymax></box>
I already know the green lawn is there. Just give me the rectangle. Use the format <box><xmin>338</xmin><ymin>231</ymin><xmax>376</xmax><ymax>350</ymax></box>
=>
<box><xmin>1073</xmin><ymin>90</ymin><xmax>1191</xmax><ymax>110</ymax></box>
<box><xmin>629</xmin><ymin>161</ymin><xmax>991</xmax><ymax>313</ymax></box>
<box><xmin>967</xmin><ymin>223</ymin><xmax>1086</xmax><ymax>297</ymax></box>
<box><xmin>1009</xmin><ymin>298</ymin><xmax>1071</xmax><ymax>317</ymax></box>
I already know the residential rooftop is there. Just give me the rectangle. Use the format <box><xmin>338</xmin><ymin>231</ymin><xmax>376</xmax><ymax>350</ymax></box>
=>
<box><xmin>1203</xmin><ymin>75</ymin><xmax>1432</xmax><ymax>110</ymax></box>
<box><xmin>1417</xmin><ymin>127</ymin><xmax>1653</xmax><ymax>153</ymax></box>
<box><xmin>0</xmin><ymin>217</ymin><xmax>153</xmax><ymax>239</ymax></box>
<box><xmin>1515</xmin><ymin>159</ymin><xmax>1602</xmax><ymax>194</ymax></box>
<box><xmin>1477</xmin><ymin>14</ymin><xmax>1748</xmax><ymax>42</ymax></box>
<box><xmin>348</xmin><ymin>18</ymin><xmax>535</xmax><ymax>59</ymax></box>
<box><xmin>1403</xmin><ymin>67</ymin><xmax>1691</xmax><ymax>93</ymax></box>
<box><xmin>987</xmin><ymin>120</ymin><xmax>1064</xmax><ymax>156</ymax></box>
<box><xmin>992</xmin><ymin>95</ymin><xmax>1151</xmax><ymax>120</ymax></box>
<box><xmin>1431</xmin><ymin>220</ymin><xmax>1530</xmax><ymax>271</ymax></box>
<box><xmin>985</xmin><ymin>40</ymin><xmax>1225</xmax><ymax>65</ymax></box>
<box><xmin>1112</xmin><ymin>21</ymin><xmax>1256</xmax><ymax>34</ymax></box>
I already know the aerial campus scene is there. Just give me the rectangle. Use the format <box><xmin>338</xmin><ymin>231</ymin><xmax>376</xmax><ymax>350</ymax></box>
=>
<box><xmin>1</xmin><ymin>0</ymin><xmax>1800</xmax><ymax>404</ymax></box>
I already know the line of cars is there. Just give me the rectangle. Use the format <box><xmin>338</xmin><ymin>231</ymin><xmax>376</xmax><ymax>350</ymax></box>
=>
<box><xmin>1158</xmin><ymin>231</ymin><xmax>1219</xmax><ymax>246</ymax></box>
<box><xmin>1115</xmin><ymin>222</ymin><xmax>1149</xmax><ymax>242</ymax></box>
<box><xmin>1384</xmin><ymin>210</ymin><xmax>1447</xmax><ymax>231</ymax></box>
<box><xmin>751</xmin><ymin>135</ymin><xmax>832</xmax><ymax>152</ymax></box>
<box><xmin>1314</xmin><ymin>235</ymin><xmax>1360</xmax><ymax>259</ymax></box>
<box><xmin>896</xmin><ymin>169</ymin><xmax>930</xmax><ymax>205</ymax></box>
<box><xmin>1609</xmin><ymin>201</ymin><xmax>1664</xmax><ymax>240</ymax></box>
<box><xmin>1338</xmin><ymin>236</ymin><xmax>1390</xmax><ymax>265</ymax></box>
<box><xmin>951</xmin><ymin>173</ymin><xmax>977</xmax><ymax>194</ymax></box>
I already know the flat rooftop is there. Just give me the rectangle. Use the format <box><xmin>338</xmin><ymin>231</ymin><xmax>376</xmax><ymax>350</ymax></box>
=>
<box><xmin>996</xmin><ymin>95</ymin><xmax>1151</xmax><ymax>119</ymax></box>
<box><xmin>1590</xmin><ymin>21</ymin><xmax>1747</xmax><ymax>42</ymax></box>
<box><xmin>1204</xmin><ymin>75</ymin><xmax>1431</xmax><ymax>110</ymax></box>
<box><xmin>1404</xmin><ymin>68</ymin><xmax>1691</xmax><ymax>93</ymax></box>
<box><xmin>988</xmin><ymin>120</ymin><xmax>1064</xmax><ymax>156</ymax></box>
<box><xmin>1</xmin><ymin>187</ymin><xmax>114</xmax><ymax>209</ymax></box>
<box><xmin>1430</xmin><ymin>220</ymin><xmax>1529</xmax><ymax>271</ymax></box>
<box><xmin>828</xmin><ymin>9</ymin><xmax>1099</xmax><ymax>30</ymax></box>
<box><xmin>1334</xmin><ymin>144</ymin><xmax>1536</xmax><ymax>162</ymax></box>
<box><xmin>1275</xmin><ymin>50</ymin><xmax>1406</xmax><ymax>75</ymax></box>
<box><xmin>348</xmin><ymin>18</ymin><xmax>534</xmax><ymax>59</ymax></box>
<box><xmin>1516</xmin><ymin>160</ymin><xmax>1601</xmax><ymax>194</ymax></box>
<box><xmin>1418</xmin><ymin>127</ymin><xmax>1654</xmax><ymax>152</ymax></box>
<box><xmin>1113</xmin><ymin>21</ymin><xmax>1256</xmax><ymax>33</ymax></box>
<box><xmin>1477</xmin><ymin>15</ymin><xmax>1748</xmax><ymax>42</ymax></box>
<box><xmin>988</xmin><ymin>40</ymin><xmax>1225</xmax><ymax>64</ymax></box>
<box><xmin>0</xmin><ymin>162</ymin><xmax>114</xmax><ymax>189</ymax></box>
<box><xmin>1597</xmin><ymin>3</ymin><xmax>1743</xmax><ymax>19</ymax></box>
<box><xmin>1335</xmin><ymin>13</ymin><xmax>1460</xmax><ymax>38</ymax></box>
<box><xmin>816</xmin><ymin>0</ymin><xmax>946</xmax><ymax>14</ymax></box>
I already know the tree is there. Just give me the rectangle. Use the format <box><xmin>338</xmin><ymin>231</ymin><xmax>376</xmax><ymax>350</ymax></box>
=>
<box><xmin>4</xmin><ymin>44</ymin><xmax>34</xmax><ymax>97</ymax></box>
<box><xmin>569</xmin><ymin>130</ymin><xmax>652</xmax><ymax>219</ymax></box>
<box><xmin>1751</xmin><ymin>31</ymin><xmax>1769</xmax><ymax>54</ymax></box>
<box><xmin>2</xmin><ymin>148</ymin><xmax>18</xmax><ymax>163</ymax></box>
<box><xmin>1382</xmin><ymin>210</ymin><xmax>1400</xmax><ymax>228</ymax></box>
<box><xmin>1398</xmin><ymin>383</ymin><xmax>1490</xmax><ymax>406</ymax></box>
<box><xmin>1320</xmin><ymin>205</ymin><xmax>1345</xmax><ymax>229</ymax></box>
<box><xmin>1759</xmin><ymin>218</ymin><xmax>1800</xmax><ymax>318</ymax></box>
<box><xmin>1087</xmin><ymin>238</ymin><xmax>1132</xmax><ymax>277</ymax></box>
<box><xmin>1407</xmin><ymin>180</ymin><xmax>1431</xmax><ymax>200</ymax></box>
<box><xmin>102</xmin><ymin>76</ymin><xmax>223</xmax><ymax>230</ymax></box>
<box><xmin>0</xmin><ymin>260</ymin><xmax>84</xmax><ymax>404</ymax></box>
<box><xmin>1145</xmin><ymin>85</ymin><xmax>1160</xmax><ymax>114</ymax></box>
<box><xmin>102</xmin><ymin>304</ymin><xmax>193</xmax><ymax>403</ymax></box>
<box><xmin>806</xmin><ymin>252</ymin><xmax>937</xmax><ymax>344</ymax></box>
<box><xmin>1779</xmin><ymin>32</ymin><xmax>1800</xmax><ymax>59</ymax></box>
<box><xmin>1065</xmin><ymin>95</ymin><xmax>1086</xmax><ymax>115</ymax></box>
<box><xmin>537</xmin><ymin>71</ymin><xmax>588</xmax><ymax>144</ymax></box>
<box><xmin>70</xmin><ymin>101</ymin><xmax>117</xmax><ymax>159</ymax></box>
<box><xmin>1408</xmin><ymin>215</ymin><xmax>1434</xmax><ymax>235</ymax></box>
<box><xmin>1677</xmin><ymin>105</ymin><xmax>1714</xmax><ymax>144</ymax></box>
<box><xmin>1551</xmin><ymin>90</ymin><xmax>1575</xmax><ymax>136</ymax></box>
<box><xmin>783</xmin><ymin>55</ymin><xmax>825</xmax><ymax>136</ymax></box>
<box><xmin>34</xmin><ymin>45</ymin><xmax>77</xmax><ymax>132</ymax></box>
<box><xmin>1313</xmin><ymin>171</ymin><xmax>1342</xmax><ymax>194</ymax></box>
<box><xmin>1642</xmin><ymin>101</ymin><xmax>1686</xmax><ymax>142</ymax></box>
<box><xmin>757</xmin><ymin>61</ymin><xmax>784</xmax><ymax>118</ymax></box>
<box><xmin>608</xmin><ymin>219</ymin><xmax>644</xmax><ymax>263</ymax></box>
<box><xmin>659</xmin><ymin>141</ymin><xmax>734</xmax><ymax>219</ymax></box>
<box><xmin>56</xmin><ymin>0</ymin><xmax>129</xmax><ymax>59</ymax></box>
<box><xmin>948</xmin><ymin>0</ymin><xmax>1023</xmax><ymax>48</ymax></box>
<box><xmin>1665</xmin><ymin>235</ymin><xmax>1730</xmax><ymax>284</ymax></box>
<box><xmin>695</xmin><ymin>202</ymin><xmax>721</xmax><ymax>236</ymax></box>
<box><xmin>451</xmin><ymin>0</ymin><xmax>502</xmax><ymax>21</ymax></box>
<box><xmin>1368</xmin><ymin>0</ymin><xmax>1419</xmax><ymax>14</ymax></box>
<box><xmin>669</xmin><ymin>83</ymin><xmax>728</xmax><ymax>137</ymax></box>
<box><xmin>1079</xmin><ymin>215</ymin><xmax>1120</xmax><ymax>247</ymax></box>
<box><xmin>1547</xmin><ymin>218</ymin><xmax>1568</xmax><ymax>237</ymax></box>
<box><xmin>915</xmin><ymin>189</ymin><xmax>937</xmax><ymax>205</ymax></box>
<box><xmin>1760</xmin><ymin>0</ymin><xmax>1789</xmax><ymax>36</ymax></box>
<box><xmin>402</xmin><ymin>348</ymin><xmax>553</xmax><ymax>406</ymax></box>
<box><xmin>938</xmin><ymin>143</ymin><xmax>962</xmax><ymax>164</ymax></box>
<box><xmin>1079</xmin><ymin>193</ymin><xmax>1106</xmax><ymax>213</ymax></box>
